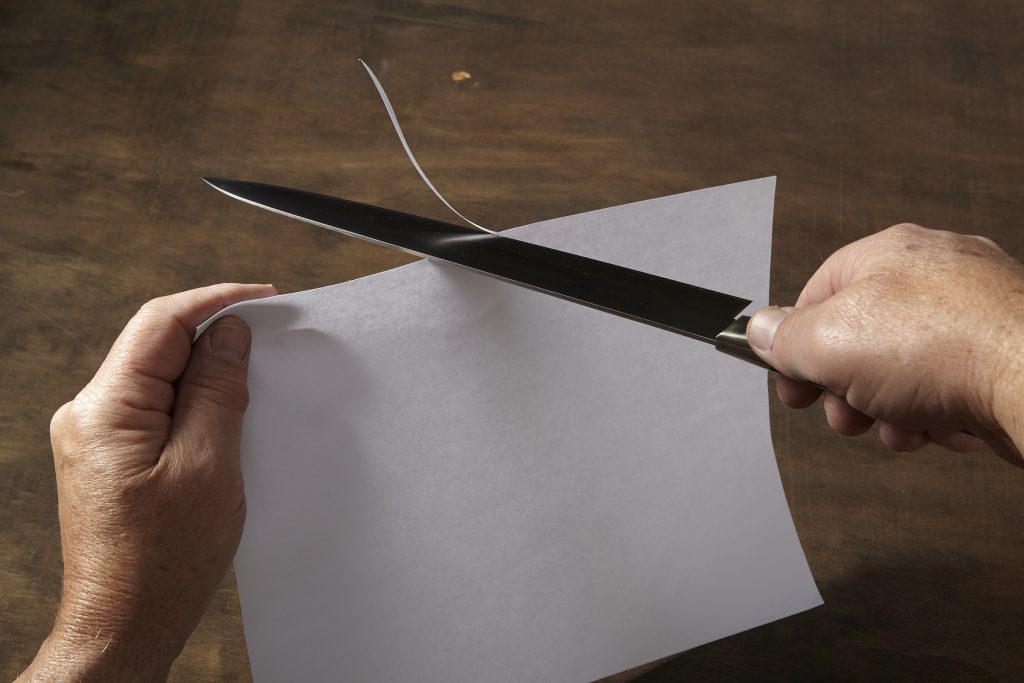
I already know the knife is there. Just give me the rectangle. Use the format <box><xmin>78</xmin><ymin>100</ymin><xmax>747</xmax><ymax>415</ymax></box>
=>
<box><xmin>203</xmin><ymin>178</ymin><xmax>770</xmax><ymax>371</ymax></box>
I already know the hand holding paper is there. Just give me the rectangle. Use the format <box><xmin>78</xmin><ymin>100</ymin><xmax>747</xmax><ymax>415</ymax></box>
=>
<box><xmin>18</xmin><ymin>284</ymin><xmax>275</xmax><ymax>682</ymax></box>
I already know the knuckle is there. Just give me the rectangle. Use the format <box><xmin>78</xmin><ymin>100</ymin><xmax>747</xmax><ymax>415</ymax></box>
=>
<box><xmin>138</xmin><ymin>296</ymin><xmax>170</xmax><ymax>318</ymax></box>
<box><xmin>50</xmin><ymin>401</ymin><xmax>72</xmax><ymax>434</ymax></box>
<box><xmin>52</xmin><ymin>392</ymin><xmax>103</xmax><ymax>441</ymax></box>
<box><xmin>969</xmin><ymin>234</ymin><xmax>1002</xmax><ymax>252</ymax></box>
<box><xmin>881</xmin><ymin>223</ymin><xmax>931</xmax><ymax>252</ymax></box>
<box><xmin>129</xmin><ymin>299</ymin><xmax>178</xmax><ymax>340</ymax></box>
<box><xmin>49</xmin><ymin>401</ymin><xmax>76</xmax><ymax>452</ymax></box>
<box><xmin>886</xmin><ymin>222</ymin><xmax>926</xmax><ymax>237</ymax></box>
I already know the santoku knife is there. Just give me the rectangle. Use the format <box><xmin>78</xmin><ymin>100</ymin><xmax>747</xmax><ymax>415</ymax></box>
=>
<box><xmin>203</xmin><ymin>178</ymin><xmax>770</xmax><ymax>370</ymax></box>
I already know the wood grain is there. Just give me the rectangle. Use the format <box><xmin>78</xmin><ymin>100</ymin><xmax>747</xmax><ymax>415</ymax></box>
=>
<box><xmin>2</xmin><ymin>1</ymin><xmax>1021</xmax><ymax>680</ymax></box>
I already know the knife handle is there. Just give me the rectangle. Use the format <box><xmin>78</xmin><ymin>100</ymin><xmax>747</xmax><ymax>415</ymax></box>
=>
<box><xmin>714</xmin><ymin>316</ymin><xmax>828</xmax><ymax>392</ymax></box>
<box><xmin>714</xmin><ymin>315</ymin><xmax>776</xmax><ymax>372</ymax></box>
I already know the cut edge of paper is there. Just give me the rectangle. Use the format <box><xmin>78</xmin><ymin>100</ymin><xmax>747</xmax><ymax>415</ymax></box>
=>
<box><xmin>359</xmin><ymin>59</ymin><xmax>495</xmax><ymax>234</ymax></box>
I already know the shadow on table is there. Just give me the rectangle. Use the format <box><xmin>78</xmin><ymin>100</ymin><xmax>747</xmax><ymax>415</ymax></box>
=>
<box><xmin>609</xmin><ymin>557</ymin><xmax>1021</xmax><ymax>682</ymax></box>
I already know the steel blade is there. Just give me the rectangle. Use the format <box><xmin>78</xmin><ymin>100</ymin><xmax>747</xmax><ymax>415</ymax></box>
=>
<box><xmin>204</xmin><ymin>178</ymin><xmax>753</xmax><ymax>345</ymax></box>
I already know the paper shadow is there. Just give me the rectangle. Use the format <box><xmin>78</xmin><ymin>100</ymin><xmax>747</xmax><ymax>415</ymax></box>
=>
<box><xmin>609</xmin><ymin>558</ymin><xmax>1021</xmax><ymax>682</ymax></box>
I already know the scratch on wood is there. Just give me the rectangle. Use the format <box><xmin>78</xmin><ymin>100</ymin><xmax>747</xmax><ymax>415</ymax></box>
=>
<box><xmin>2</xmin><ymin>284</ymin><xmax>95</xmax><ymax>356</ymax></box>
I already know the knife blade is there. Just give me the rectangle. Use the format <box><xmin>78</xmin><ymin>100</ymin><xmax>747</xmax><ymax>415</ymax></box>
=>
<box><xmin>203</xmin><ymin>177</ymin><xmax>768</xmax><ymax>369</ymax></box>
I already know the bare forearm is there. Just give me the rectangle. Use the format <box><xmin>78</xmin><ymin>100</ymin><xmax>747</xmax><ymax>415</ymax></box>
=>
<box><xmin>17</xmin><ymin>625</ymin><xmax>176</xmax><ymax>683</ymax></box>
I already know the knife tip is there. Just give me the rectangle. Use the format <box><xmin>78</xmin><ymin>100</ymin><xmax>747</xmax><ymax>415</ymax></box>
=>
<box><xmin>202</xmin><ymin>177</ymin><xmax>244</xmax><ymax>197</ymax></box>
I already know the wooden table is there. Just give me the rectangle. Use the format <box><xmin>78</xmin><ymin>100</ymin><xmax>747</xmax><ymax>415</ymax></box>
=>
<box><xmin>2</xmin><ymin>2</ymin><xmax>1022</xmax><ymax>680</ymax></box>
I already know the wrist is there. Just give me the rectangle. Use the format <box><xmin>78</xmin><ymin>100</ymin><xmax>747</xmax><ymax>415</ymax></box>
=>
<box><xmin>18</xmin><ymin>626</ymin><xmax>177</xmax><ymax>683</ymax></box>
<box><xmin>18</xmin><ymin>596</ymin><xmax>184</xmax><ymax>683</ymax></box>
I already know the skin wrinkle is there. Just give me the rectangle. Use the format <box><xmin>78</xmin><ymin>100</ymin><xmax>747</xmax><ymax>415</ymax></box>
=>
<box><xmin>74</xmin><ymin>381</ymin><xmax>173</xmax><ymax>433</ymax></box>
<box><xmin>174</xmin><ymin>367</ymin><xmax>250</xmax><ymax>416</ymax></box>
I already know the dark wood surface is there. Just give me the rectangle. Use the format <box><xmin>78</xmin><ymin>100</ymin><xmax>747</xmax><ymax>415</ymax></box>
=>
<box><xmin>2</xmin><ymin>1</ymin><xmax>1022</xmax><ymax>680</ymax></box>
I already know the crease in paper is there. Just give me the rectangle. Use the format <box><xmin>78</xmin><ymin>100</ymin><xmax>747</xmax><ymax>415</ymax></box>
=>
<box><xmin>206</xmin><ymin>175</ymin><xmax>823</xmax><ymax>682</ymax></box>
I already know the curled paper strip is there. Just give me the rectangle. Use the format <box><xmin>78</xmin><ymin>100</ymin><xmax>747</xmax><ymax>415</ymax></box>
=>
<box><xmin>359</xmin><ymin>59</ymin><xmax>495</xmax><ymax>234</ymax></box>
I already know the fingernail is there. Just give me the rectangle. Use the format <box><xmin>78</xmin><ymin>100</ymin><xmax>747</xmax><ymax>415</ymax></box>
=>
<box><xmin>209</xmin><ymin>319</ymin><xmax>251</xmax><ymax>364</ymax></box>
<box><xmin>747</xmin><ymin>306</ymin><xmax>789</xmax><ymax>353</ymax></box>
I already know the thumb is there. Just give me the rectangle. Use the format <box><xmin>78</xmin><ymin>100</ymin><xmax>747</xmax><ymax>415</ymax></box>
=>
<box><xmin>170</xmin><ymin>315</ymin><xmax>253</xmax><ymax>466</ymax></box>
<box><xmin>746</xmin><ymin>304</ymin><xmax>833</xmax><ymax>386</ymax></box>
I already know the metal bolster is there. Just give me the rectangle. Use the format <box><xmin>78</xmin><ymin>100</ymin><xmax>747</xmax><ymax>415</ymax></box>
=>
<box><xmin>713</xmin><ymin>315</ymin><xmax>775</xmax><ymax>372</ymax></box>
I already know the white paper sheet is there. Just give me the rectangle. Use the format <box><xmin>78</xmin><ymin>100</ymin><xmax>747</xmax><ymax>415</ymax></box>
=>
<box><xmin>209</xmin><ymin>176</ymin><xmax>822</xmax><ymax>682</ymax></box>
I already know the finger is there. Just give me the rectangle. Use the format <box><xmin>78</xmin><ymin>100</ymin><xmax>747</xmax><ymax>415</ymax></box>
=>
<box><xmin>167</xmin><ymin>315</ymin><xmax>252</xmax><ymax>473</ymax></box>
<box><xmin>941</xmin><ymin>423</ymin><xmax>1024</xmax><ymax>467</ymax></box>
<box><xmin>746</xmin><ymin>304</ymin><xmax>843</xmax><ymax>390</ymax></box>
<box><xmin>926</xmin><ymin>430</ymin><xmax>987</xmax><ymax>453</ymax></box>
<box><xmin>89</xmin><ymin>284</ymin><xmax>275</xmax><ymax>413</ymax></box>
<box><xmin>988</xmin><ymin>434</ymin><xmax>1024</xmax><ymax>468</ymax></box>
<box><xmin>823</xmin><ymin>392</ymin><xmax>875</xmax><ymax>435</ymax></box>
<box><xmin>775</xmin><ymin>375</ymin><xmax>822</xmax><ymax>409</ymax></box>
<box><xmin>878</xmin><ymin>422</ymin><xmax>929</xmax><ymax>452</ymax></box>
